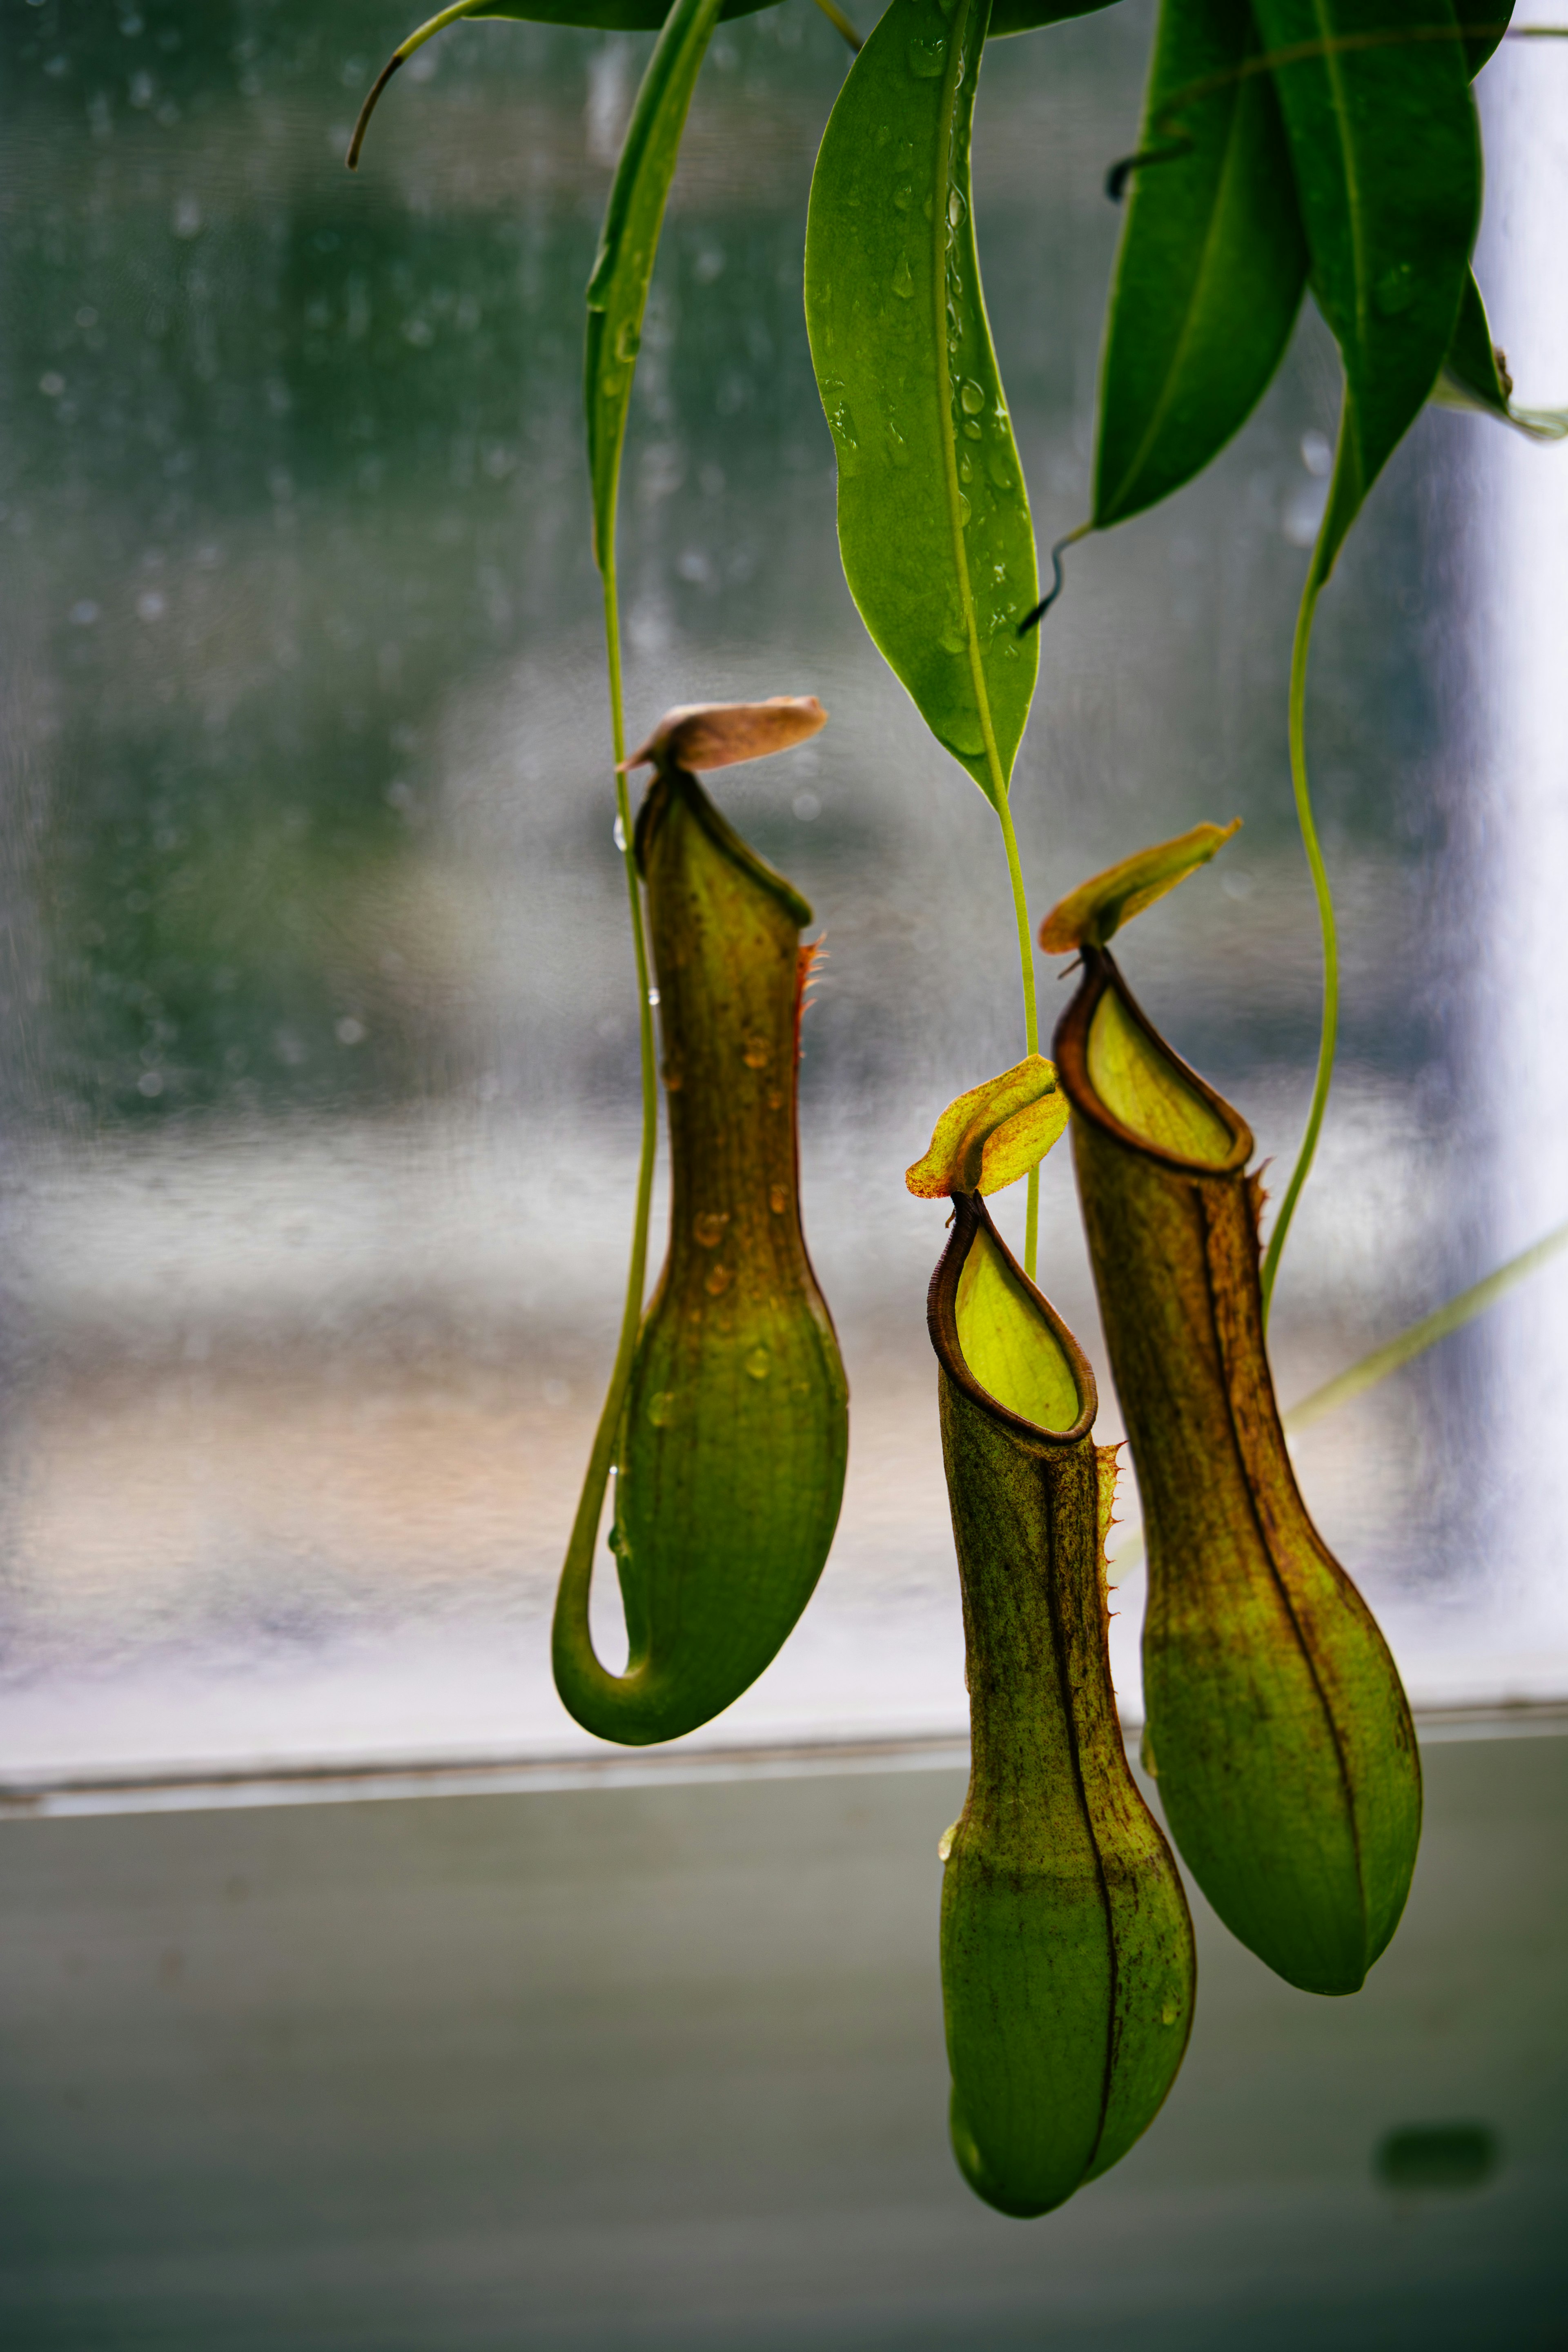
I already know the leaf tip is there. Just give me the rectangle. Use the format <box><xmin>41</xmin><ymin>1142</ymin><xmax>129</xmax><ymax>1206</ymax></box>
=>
<box><xmin>1038</xmin><ymin>817</ymin><xmax>1242</xmax><ymax>953</ymax></box>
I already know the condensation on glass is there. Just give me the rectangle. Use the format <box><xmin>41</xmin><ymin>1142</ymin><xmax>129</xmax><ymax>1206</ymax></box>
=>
<box><xmin>0</xmin><ymin>0</ymin><xmax>1564</xmax><ymax>1783</ymax></box>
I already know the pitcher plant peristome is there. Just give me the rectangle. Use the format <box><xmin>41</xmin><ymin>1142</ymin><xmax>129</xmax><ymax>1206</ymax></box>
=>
<box><xmin>1046</xmin><ymin>831</ymin><xmax>1421</xmax><ymax>1995</ymax></box>
<box><xmin>552</xmin><ymin>702</ymin><xmax>849</xmax><ymax>1745</ymax></box>
<box><xmin>926</xmin><ymin>1184</ymin><xmax>1194</xmax><ymax>2215</ymax></box>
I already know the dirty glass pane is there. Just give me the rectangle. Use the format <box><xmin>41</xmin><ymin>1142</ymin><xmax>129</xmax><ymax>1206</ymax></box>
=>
<box><xmin>0</xmin><ymin>0</ymin><xmax>1564</xmax><ymax>1784</ymax></box>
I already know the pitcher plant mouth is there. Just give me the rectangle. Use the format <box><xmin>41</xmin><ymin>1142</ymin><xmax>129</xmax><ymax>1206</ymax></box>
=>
<box><xmin>929</xmin><ymin>1190</ymin><xmax>1097</xmax><ymax>1448</ymax></box>
<box><xmin>1052</xmin><ymin>946</ymin><xmax>1251</xmax><ymax>1180</ymax></box>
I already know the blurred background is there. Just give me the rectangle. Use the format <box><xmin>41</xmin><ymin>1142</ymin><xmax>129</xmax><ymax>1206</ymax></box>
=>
<box><xmin>1</xmin><ymin>0</ymin><xmax>1566</xmax><ymax>1786</ymax></box>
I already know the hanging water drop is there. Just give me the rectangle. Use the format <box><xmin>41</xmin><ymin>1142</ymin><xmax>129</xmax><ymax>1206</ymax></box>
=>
<box><xmin>612</xmin><ymin>814</ymin><xmax>627</xmax><ymax>851</ymax></box>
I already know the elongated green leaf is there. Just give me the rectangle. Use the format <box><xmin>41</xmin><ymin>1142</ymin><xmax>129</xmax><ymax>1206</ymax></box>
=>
<box><xmin>804</xmin><ymin>0</ymin><xmax>1039</xmax><ymax>806</ymax></box>
<box><xmin>1433</xmin><ymin>270</ymin><xmax>1568</xmax><ymax>441</ymax></box>
<box><xmin>1094</xmin><ymin>0</ymin><xmax>1307</xmax><ymax>529</ymax></box>
<box><xmin>990</xmin><ymin>0</ymin><xmax>1123</xmax><ymax>33</ymax></box>
<box><xmin>1249</xmin><ymin>0</ymin><xmax>1480</xmax><ymax>586</ymax></box>
<box><xmin>586</xmin><ymin>0</ymin><xmax>727</xmax><ymax>572</ymax></box>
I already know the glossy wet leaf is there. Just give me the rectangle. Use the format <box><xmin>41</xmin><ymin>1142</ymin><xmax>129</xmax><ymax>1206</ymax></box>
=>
<box><xmin>1433</xmin><ymin>271</ymin><xmax>1568</xmax><ymax>441</ymax></box>
<box><xmin>905</xmin><ymin>1053</ymin><xmax>1067</xmax><ymax>1199</ymax></box>
<box><xmin>1094</xmin><ymin>0</ymin><xmax>1307</xmax><ymax>529</ymax></box>
<box><xmin>552</xmin><ymin>756</ymin><xmax>849</xmax><ymax>1745</ymax></box>
<box><xmin>1249</xmin><ymin>0</ymin><xmax>1481</xmax><ymax>588</ymax></box>
<box><xmin>586</xmin><ymin>0</ymin><xmax>728</xmax><ymax>573</ymax></box>
<box><xmin>1038</xmin><ymin>817</ymin><xmax>1241</xmax><ymax>951</ymax></box>
<box><xmin>929</xmin><ymin>1194</ymin><xmax>1194</xmax><ymax>2216</ymax></box>
<box><xmin>804</xmin><ymin>0</ymin><xmax>1040</xmax><ymax>806</ymax></box>
<box><xmin>1054</xmin><ymin>948</ymin><xmax>1421</xmax><ymax>1994</ymax></box>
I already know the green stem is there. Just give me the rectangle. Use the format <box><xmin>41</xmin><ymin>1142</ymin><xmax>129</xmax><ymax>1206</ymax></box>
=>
<box><xmin>347</xmin><ymin>0</ymin><xmax>486</xmax><ymax>170</ymax></box>
<box><xmin>995</xmin><ymin>786</ymin><xmax>1042</xmax><ymax>1277</ymax></box>
<box><xmin>930</xmin><ymin>0</ymin><xmax>1040</xmax><ymax>1278</ymax></box>
<box><xmin>559</xmin><ymin>551</ymin><xmax>662</xmax><ymax>1609</ymax></box>
<box><xmin>810</xmin><ymin>0</ymin><xmax>864</xmax><ymax>51</ymax></box>
<box><xmin>1284</xmin><ymin>1215</ymin><xmax>1568</xmax><ymax>1434</ymax></box>
<box><xmin>1259</xmin><ymin>562</ymin><xmax>1335</xmax><ymax>1323</ymax></box>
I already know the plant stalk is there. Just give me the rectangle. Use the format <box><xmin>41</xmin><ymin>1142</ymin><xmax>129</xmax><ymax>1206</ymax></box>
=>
<box><xmin>1260</xmin><ymin>561</ymin><xmax>1336</xmax><ymax>1321</ymax></box>
<box><xmin>559</xmin><ymin>551</ymin><xmax>662</xmax><ymax>1601</ymax></box>
<box><xmin>995</xmin><ymin>785</ymin><xmax>1042</xmax><ymax>1277</ymax></box>
<box><xmin>930</xmin><ymin>0</ymin><xmax>1040</xmax><ymax>1278</ymax></box>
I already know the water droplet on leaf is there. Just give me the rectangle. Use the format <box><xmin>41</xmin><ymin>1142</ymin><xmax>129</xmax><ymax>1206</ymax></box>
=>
<box><xmin>960</xmin><ymin>380</ymin><xmax>985</xmax><ymax>415</ymax></box>
<box><xmin>891</xmin><ymin>254</ymin><xmax>914</xmax><ymax>300</ymax></box>
<box><xmin>908</xmin><ymin>36</ymin><xmax>947</xmax><ymax>76</ymax></box>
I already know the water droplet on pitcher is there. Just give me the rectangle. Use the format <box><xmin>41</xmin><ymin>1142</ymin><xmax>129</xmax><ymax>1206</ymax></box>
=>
<box><xmin>704</xmin><ymin>1263</ymin><xmax>733</xmax><ymax>1297</ymax></box>
<box><xmin>766</xmin><ymin>1089</ymin><xmax>784</xmax><ymax>1111</ymax></box>
<box><xmin>693</xmin><ymin>1209</ymin><xmax>730</xmax><ymax>1248</ymax></box>
<box><xmin>891</xmin><ymin>253</ymin><xmax>914</xmax><ymax>301</ymax></box>
<box><xmin>1160</xmin><ymin>1999</ymin><xmax>1178</xmax><ymax>2026</ymax></box>
<box><xmin>648</xmin><ymin>1391</ymin><xmax>675</xmax><ymax>1427</ymax></box>
<box><xmin>742</xmin><ymin>1036</ymin><xmax>771</xmax><ymax>1069</ymax></box>
<box><xmin>612</xmin><ymin>814</ymin><xmax>627</xmax><ymax>851</ymax></box>
<box><xmin>614</xmin><ymin>318</ymin><xmax>641</xmax><ymax>364</ymax></box>
<box><xmin>744</xmin><ymin>1346</ymin><xmax>772</xmax><ymax>1381</ymax></box>
<box><xmin>662</xmin><ymin>1059</ymin><xmax>684</xmax><ymax>1091</ymax></box>
<box><xmin>908</xmin><ymin>36</ymin><xmax>947</xmax><ymax>75</ymax></box>
<box><xmin>769</xmin><ymin>1184</ymin><xmax>788</xmax><ymax>1214</ymax></box>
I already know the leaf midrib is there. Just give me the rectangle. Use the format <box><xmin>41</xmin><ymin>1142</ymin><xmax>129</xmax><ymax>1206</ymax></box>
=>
<box><xmin>932</xmin><ymin>0</ymin><xmax>1009</xmax><ymax>808</ymax></box>
<box><xmin>1313</xmin><ymin>0</ymin><xmax>1368</xmax><ymax>407</ymax></box>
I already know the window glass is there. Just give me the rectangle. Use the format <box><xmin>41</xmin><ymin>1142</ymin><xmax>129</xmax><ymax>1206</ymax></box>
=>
<box><xmin>1</xmin><ymin>0</ymin><xmax>1563</xmax><ymax>1784</ymax></box>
